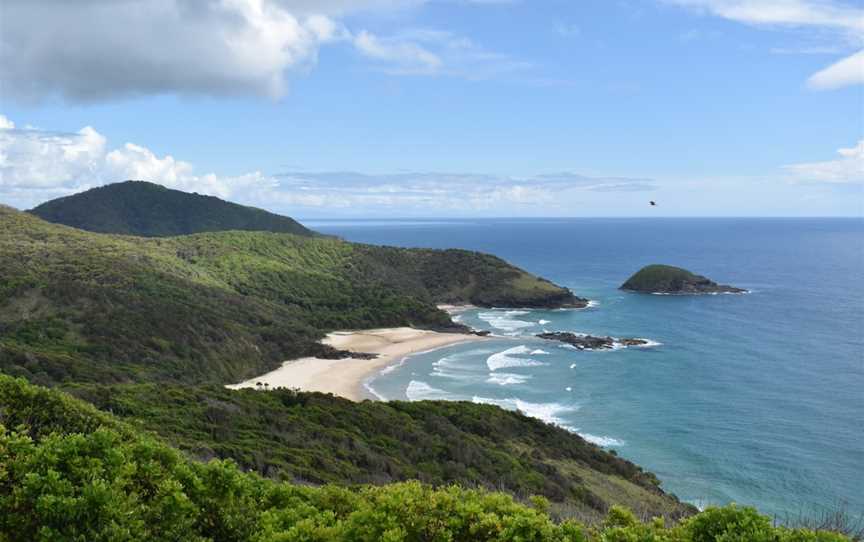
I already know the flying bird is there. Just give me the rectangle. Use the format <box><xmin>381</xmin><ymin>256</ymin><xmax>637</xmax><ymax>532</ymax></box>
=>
<box><xmin>650</xmin><ymin>201</ymin><xmax>657</xmax><ymax>206</ymax></box>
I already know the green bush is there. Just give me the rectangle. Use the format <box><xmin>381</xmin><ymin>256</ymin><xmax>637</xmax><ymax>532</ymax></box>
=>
<box><xmin>0</xmin><ymin>424</ymin><xmax>850</xmax><ymax>542</ymax></box>
<box><xmin>0</xmin><ymin>376</ymin><xmax>851</xmax><ymax>542</ymax></box>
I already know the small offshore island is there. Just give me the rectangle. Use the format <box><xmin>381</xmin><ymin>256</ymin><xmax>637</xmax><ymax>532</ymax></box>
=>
<box><xmin>621</xmin><ymin>264</ymin><xmax>746</xmax><ymax>294</ymax></box>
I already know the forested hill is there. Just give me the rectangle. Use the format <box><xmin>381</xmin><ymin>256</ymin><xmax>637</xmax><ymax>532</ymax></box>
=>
<box><xmin>0</xmin><ymin>206</ymin><xmax>583</xmax><ymax>386</ymax></box>
<box><xmin>29</xmin><ymin>180</ymin><xmax>316</xmax><ymax>237</ymax></box>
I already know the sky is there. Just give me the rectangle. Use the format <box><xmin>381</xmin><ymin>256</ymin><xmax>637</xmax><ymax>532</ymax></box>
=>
<box><xmin>0</xmin><ymin>0</ymin><xmax>862</xmax><ymax>217</ymax></box>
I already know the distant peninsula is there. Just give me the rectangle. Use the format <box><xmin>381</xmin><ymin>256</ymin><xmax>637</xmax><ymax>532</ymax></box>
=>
<box><xmin>621</xmin><ymin>264</ymin><xmax>746</xmax><ymax>294</ymax></box>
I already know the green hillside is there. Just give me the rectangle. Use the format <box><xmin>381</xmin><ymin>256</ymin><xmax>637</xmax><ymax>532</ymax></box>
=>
<box><xmin>29</xmin><ymin>180</ymin><xmax>316</xmax><ymax>237</ymax></box>
<box><xmin>0</xmin><ymin>375</ymin><xmax>847</xmax><ymax>541</ymax></box>
<box><xmin>64</xmin><ymin>382</ymin><xmax>693</xmax><ymax>520</ymax></box>
<box><xmin>0</xmin><ymin>206</ymin><xmax>581</xmax><ymax>386</ymax></box>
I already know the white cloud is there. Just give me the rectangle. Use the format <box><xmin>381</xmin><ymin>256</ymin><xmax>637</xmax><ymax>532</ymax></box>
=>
<box><xmin>661</xmin><ymin>0</ymin><xmax>864</xmax><ymax>89</ymax></box>
<box><xmin>354</xmin><ymin>31</ymin><xmax>443</xmax><ymax>72</ymax></box>
<box><xmin>0</xmin><ymin>114</ymin><xmax>655</xmax><ymax>211</ymax></box>
<box><xmin>663</xmin><ymin>0</ymin><xmax>864</xmax><ymax>30</ymax></box>
<box><xmin>0</xmin><ymin>116</ymin><xmax>107</xmax><ymax>189</ymax></box>
<box><xmin>807</xmin><ymin>49</ymin><xmax>864</xmax><ymax>89</ymax></box>
<box><xmin>0</xmin><ymin>0</ymin><xmax>521</xmax><ymax>102</ymax></box>
<box><xmin>352</xmin><ymin>28</ymin><xmax>530</xmax><ymax>78</ymax></box>
<box><xmin>271</xmin><ymin>170</ymin><xmax>655</xmax><ymax>211</ymax></box>
<box><xmin>0</xmin><ymin>0</ymin><xmax>345</xmax><ymax>101</ymax></box>
<box><xmin>784</xmin><ymin>139</ymin><xmax>864</xmax><ymax>183</ymax></box>
<box><xmin>0</xmin><ymin>114</ymin><xmax>277</xmax><ymax>207</ymax></box>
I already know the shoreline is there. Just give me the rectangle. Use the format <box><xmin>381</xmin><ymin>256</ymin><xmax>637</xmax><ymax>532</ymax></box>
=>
<box><xmin>227</xmin><ymin>327</ymin><xmax>487</xmax><ymax>401</ymax></box>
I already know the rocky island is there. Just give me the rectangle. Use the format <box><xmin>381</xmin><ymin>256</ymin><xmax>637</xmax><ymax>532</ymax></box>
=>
<box><xmin>621</xmin><ymin>264</ymin><xmax>746</xmax><ymax>294</ymax></box>
<box><xmin>537</xmin><ymin>332</ymin><xmax>650</xmax><ymax>350</ymax></box>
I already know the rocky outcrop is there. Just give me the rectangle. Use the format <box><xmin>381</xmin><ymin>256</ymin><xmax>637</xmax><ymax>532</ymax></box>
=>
<box><xmin>481</xmin><ymin>290</ymin><xmax>590</xmax><ymax>309</ymax></box>
<box><xmin>620</xmin><ymin>265</ymin><xmax>745</xmax><ymax>294</ymax></box>
<box><xmin>537</xmin><ymin>332</ymin><xmax>649</xmax><ymax>350</ymax></box>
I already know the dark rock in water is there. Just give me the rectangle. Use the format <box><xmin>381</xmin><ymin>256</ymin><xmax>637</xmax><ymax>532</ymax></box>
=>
<box><xmin>618</xmin><ymin>338</ymin><xmax>650</xmax><ymax>347</ymax></box>
<box><xmin>620</xmin><ymin>264</ymin><xmax>745</xmax><ymax>294</ymax></box>
<box><xmin>479</xmin><ymin>291</ymin><xmax>590</xmax><ymax>309</ymax></box>
<box><xmin>537</xmin><ymin>332</ymin><xmax>648</xmax><ymax>350</ymax></box>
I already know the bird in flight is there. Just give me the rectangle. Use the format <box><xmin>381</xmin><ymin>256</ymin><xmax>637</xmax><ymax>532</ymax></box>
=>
<box><xmin>650</xmin><ymin>201</ymin><xmax>657</xmax><ymax>206</ymax></box>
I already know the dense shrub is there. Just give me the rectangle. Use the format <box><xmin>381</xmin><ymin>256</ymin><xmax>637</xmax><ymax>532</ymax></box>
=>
<box><xmin>0</xmin><ymin>425</ymin><xmax>849</xmax><ymax>541</ymax></box>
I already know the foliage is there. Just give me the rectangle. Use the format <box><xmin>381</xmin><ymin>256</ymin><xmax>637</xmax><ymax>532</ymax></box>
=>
<box><xmin>0</xmin><ymin>375</ymin><xmax>850</xmax><ymax>542</ymax></box>
<box><xmin>61</xmin><ymin>381</ymin><xmax>691</xmax><ymax>519</ymax></box>
<box><xmin>0</xmin><ymin>206</ymin><xmax>573</xmax><ymax>386</ymax></box>
<box><xmin>29</xmin><ymin>180</ymin><xmax>316</xmax><ymax>238</ymax></box>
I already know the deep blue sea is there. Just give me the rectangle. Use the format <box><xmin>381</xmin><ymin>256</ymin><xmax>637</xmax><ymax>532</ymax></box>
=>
<box><xmin>304</xmin><ymin>218</ymin><xmax>864</xmax><ymax>518</ymax></box>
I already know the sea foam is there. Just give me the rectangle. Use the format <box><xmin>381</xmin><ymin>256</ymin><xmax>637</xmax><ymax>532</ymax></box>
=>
<box><xmin>578</xmin><ymin>433</ymin><xmax>625</xmax><ymax>447</ymax></box>
<box><xmin>406</xmin><ymin>380</ymin><xmax>455</xmax><ymax>401</ymax></box>
<box><xmin>486</xmin><ymin>345</ymin><xmax>546</xmax><ymax>371</ymax></box>
<box><xmin>472</xmin><ymin>396</ymin><xmax>576</xmax><ymax>428</ymax></box>
<box><xmin>477</xmin><ymin>310</ymin><xmax>536</xmax><ymax>334</ymax></box>
<box><xmin>486</xmin><ymin>372</ymin><xmax>532</xmax><ymax>386</ymax></box>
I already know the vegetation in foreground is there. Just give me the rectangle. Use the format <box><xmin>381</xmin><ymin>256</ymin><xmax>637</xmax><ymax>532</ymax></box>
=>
<box><xmin>0</xmin><ymin>205</ymin><xmax>576</xmax><ymax>386</ymax></box>
<box><xmin>63</xmin><ymin>382</ymin><xmax>691</xmax><ymax>520</ymax></box>
<box><xmin>0</xmin><ymin>375</ymin><xmax>850</xmax><ymax>541</ymax></box>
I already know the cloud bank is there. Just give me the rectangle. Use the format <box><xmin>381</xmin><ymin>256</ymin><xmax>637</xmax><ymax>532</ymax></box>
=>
<box><xmin>0</xmin><ymin>114</ymin><xmax>653</xmax><ymax>211</ymax></box>
<box><xmin>785</xmin><ymin>139</ymin><xmax>864</xmax><ymax>184</ymax></box>
<box><xmin>0</xmin><ymin>0</ymin><xmax>522</xmax><ymax>102</ymax></box>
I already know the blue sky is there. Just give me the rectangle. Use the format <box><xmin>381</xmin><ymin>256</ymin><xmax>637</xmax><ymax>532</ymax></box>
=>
<box><xmin>1</xmin><ymin>0</ymin><xmax>862</xmax><ymax>217</ymax></box>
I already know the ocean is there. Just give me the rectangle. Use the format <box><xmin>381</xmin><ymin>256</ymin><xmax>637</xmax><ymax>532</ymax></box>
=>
<box><xmin>304</xmin><ymin>218</ymin><xmax>864</xmax><ymax>518</ymax></box>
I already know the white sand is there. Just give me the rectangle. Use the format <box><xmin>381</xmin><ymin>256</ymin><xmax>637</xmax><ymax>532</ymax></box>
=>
<box><xmin>227</xmin><ymin>327</ymin><xmax>486</xmax><ymax>401</ymax></box>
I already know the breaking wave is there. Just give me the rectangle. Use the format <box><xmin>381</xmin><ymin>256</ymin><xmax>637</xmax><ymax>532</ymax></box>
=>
<box><xmin>486</xmin><ymin>372</ymin><xmax>532</xmax><ymax>386</ymax></box>
<box><xmin>406</xmin><ymin>380</ymin><xmax>456</xmax><ymax>401</ymax></box>
<box><xmin>477</xmin><ymin>310</ymin><xmax>536</xmax><ymax>334</ymax></box>
<box><xmin>486</xmin><ymin>345</ymin><xmax>547</xmax><ymax>371</ymax></box>
<box><xmin>472</xmin><ymin>396</ymin><xmax>576</xmax><ymax>428</ymax></box>
<box><xmin>578</xmin><ymin>433</ymin><xmax>625</xmax><ymax>447</ymax></box>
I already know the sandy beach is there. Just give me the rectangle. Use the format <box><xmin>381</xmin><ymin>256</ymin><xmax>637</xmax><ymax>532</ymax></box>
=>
<box><xmin>227</xmin><ymin>327</ymin><xmax>486</xmax><ymax>401</ymax></box>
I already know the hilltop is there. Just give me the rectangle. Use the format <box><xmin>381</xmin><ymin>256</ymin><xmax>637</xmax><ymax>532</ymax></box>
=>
<box><xmin>0</xmin><ymin>206</ymin><xmax>583</xmax><ymax>386</ymax></box>
<box><xmin>29</xmin><ymin>180</ymin><xmax>316</xmax><ymax>237</ymax></box>
<box><xmin>621</xmin><ymin>265</ymin><xmax>745</xmax><ymax>295</ymax></box>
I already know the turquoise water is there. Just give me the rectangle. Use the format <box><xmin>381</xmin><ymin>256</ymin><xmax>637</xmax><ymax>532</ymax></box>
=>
<box><xmin>305</xmin><ymin>218</ymin><xmax>864</xmax><ymax>517</ymax></box>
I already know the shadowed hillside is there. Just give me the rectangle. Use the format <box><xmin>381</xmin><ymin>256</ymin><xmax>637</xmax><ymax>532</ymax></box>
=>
<box><xmin>29</xmin><ymin>180</ymin><xmax>316</xmax><ymax>237</ymax></box>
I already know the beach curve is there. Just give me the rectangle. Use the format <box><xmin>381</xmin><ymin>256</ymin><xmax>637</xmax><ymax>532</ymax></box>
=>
<box><xmin>227</xmin><ymin>326</ymin><xmax>487</xmax><ymax>401</ymax></box>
